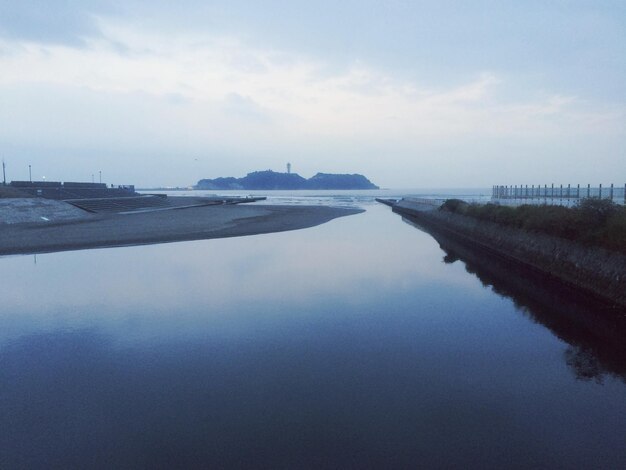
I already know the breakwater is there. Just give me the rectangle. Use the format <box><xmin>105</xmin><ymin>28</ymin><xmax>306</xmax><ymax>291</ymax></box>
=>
<box><xmin>386</xmin><ymin>199</ymin><xmax>626</xmax><ymax>309</ymax></box>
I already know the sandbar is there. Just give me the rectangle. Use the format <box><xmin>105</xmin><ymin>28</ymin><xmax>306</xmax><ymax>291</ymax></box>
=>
<box><xmin>0</xmin><ymin>204</ymin><xmax>363</xmax><ymax>256</ymax></box>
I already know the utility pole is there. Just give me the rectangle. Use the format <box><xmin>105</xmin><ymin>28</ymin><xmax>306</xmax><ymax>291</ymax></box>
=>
<box><xmin>99</xmin><ymin>170</ymin><xmax>102</xmax><ymax>184</ymax></box>
<box><xmin>2</xmin><ymin>159</ymin><xmax>6</xmax><ymax>185</ymax></box>
<box><xmin>91</xmin><ymin>174</ymin><xmax>94</xmax><ymax>183</ymax></box>
<box><xmin>29</xmin><ymin>164</ymin><xmax>32</xmax><ymax>183</ymax></box>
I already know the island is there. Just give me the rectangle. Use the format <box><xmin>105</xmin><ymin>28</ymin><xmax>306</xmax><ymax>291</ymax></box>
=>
<box><xmin>195</xmin><ymin>170</ymin><xmax>379</xmax><ymax>190</ymax></box>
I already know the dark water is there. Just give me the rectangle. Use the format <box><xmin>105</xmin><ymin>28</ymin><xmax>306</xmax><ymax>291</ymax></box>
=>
<box><xmin>1</xmin><ymin>203</ymin><xmax>625</xmax><ymax>468</ymax></box>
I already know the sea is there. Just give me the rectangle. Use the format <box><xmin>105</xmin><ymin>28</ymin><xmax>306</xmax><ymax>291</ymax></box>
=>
<box><xmin>1</xmin><ymin>189</ymin><xmax>625</xmax><ymax>468</ymax></box>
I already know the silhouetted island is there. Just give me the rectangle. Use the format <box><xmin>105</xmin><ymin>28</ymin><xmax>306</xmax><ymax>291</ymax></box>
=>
<box><xmin>196</xmin><ymin>170</ymin><xmax>379</xmax><ymax>190</ymax></box>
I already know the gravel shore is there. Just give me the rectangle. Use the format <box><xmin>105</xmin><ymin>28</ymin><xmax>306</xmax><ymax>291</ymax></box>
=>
<box><xmin>0</xmin><ymin>204</ymin><xmax>363</xmax><ymax>256</ymax></box>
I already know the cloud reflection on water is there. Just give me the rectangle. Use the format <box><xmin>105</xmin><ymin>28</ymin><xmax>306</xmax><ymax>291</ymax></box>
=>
<box><xmin>0</xmin><ymin>206</ymin><xmax>484</xmax><ymax>345</ymax></box>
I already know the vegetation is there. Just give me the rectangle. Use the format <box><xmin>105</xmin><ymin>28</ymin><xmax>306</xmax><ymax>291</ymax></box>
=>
<box><xmin>440</xmin><ymin>198</ymin><xmax>626</xmax><ymax>254</ymax></box>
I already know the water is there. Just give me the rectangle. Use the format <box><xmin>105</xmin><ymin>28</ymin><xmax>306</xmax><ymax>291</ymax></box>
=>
<box><xmin>1</xmin><ymin>195</ymin><xmax>625</xmax><ymax>468</ymax></box>
<box><xmin>141</xmin><ymin>187</ymin><xmax>494</xmax><ymax>207</ymax></box>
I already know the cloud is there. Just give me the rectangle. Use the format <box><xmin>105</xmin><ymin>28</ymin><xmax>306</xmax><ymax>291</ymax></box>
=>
<box><xmin>1</xmin><ymin>18</ymin><xmax>622</xmax><ymax>140</ymax></box>
<box><xmin>0</xmin><ymin>14</ymin><xmax>623</xmax><ymax>186</ymax></box>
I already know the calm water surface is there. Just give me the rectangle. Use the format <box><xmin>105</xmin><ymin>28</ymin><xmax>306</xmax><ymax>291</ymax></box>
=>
<box><xmin>1</xmin><ymin>198</ymin><xmax>625</xmax><ymax>468</ymax></box>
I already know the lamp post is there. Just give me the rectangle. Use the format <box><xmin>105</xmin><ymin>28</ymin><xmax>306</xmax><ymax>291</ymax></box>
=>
<box><xmin>29</xmin><ymin>164</ymin><xmax>32</xmax><ymax>183</ymax></box>
<box><xmin>99</xmin><ymin>171</ymin><xmax>102</xmax><ymax>184</ymax></box>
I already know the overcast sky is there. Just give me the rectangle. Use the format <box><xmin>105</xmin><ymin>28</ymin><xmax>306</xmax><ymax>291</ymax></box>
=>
<box><xmin>0</xmin><ymin>1</ymin><xmax>624</xmax><ymax>188</ymax></box>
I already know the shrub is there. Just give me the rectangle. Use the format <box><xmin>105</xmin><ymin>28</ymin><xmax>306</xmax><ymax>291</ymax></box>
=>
<box><xmin>576</xmin><ymin>198</ymin><xmax>618</xmax><ymax>226</ymax></box>
<box><xmin>440</xmin><ymin>199</ymin><xmax>468</xmax><ymax>214</ymax></box>
<box><xmin>440</xmin><ymin>198</ymin><xmax>626</xmax><ymax>254</ymax></box>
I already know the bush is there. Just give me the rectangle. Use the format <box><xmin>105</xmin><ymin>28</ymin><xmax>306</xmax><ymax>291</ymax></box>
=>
<box><xmin>577</xmin><ymin>198</ymin><xmax>618</xmax><ymax>226</ymax></box>
<box><xmin>440</xmin><ymin>198</ymin><xmax>626</xmax><ymax>254</ymax></box>
<box><xmin>440</xmin><ymin>199</ymin><xmax>468</xmax><ymax>214</ymax></box>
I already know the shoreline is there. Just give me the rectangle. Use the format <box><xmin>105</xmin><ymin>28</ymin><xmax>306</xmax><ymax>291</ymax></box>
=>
<box><xmin>383</xmin><ymin>199</ymin><xmax>626</xmax><ymax>309</ymax></box>
<box><xmin>401</xmin><ymin>216</ymin><xmax>626</xmax><ymax>376</ymax></box>
<box><xmin>0</xmin><ymin>204</ymin><xmax>363</xmax><ymax>256</ymax></box>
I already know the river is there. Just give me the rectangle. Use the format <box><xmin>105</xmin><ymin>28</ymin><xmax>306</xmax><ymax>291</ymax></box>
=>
<box><xmin>1</xmin><ymin>192</ymin><xmax>625</xmax><ymax>468</ymax></box>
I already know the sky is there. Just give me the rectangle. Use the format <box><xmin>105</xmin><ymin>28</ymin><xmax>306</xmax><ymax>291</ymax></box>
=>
<box><xmin>0</xmin><ymin>1</ymin><xmax>624</xmax><ymax>188</ymax></box>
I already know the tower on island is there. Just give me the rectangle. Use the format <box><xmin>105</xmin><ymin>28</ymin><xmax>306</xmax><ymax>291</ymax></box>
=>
<box><xmin>287</xmin><ymin>162</ymin><xmax>291</xmax><ymax>174</ymax></box>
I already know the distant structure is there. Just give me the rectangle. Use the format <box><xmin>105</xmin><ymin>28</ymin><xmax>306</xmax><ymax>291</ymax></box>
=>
<box><xmin>492</xmin><ymin>183</ymin><xmax>626</xmax><ymax>206</ymax></box>
<box><xmin>287</xmin><ymin>162</ymin><xmax>291</xmax><ymax>174</ymax></box>
<box><xmin>9</xmin><ymin>181</ymin><xmax>136</xmax><ymax>200</ymax></box>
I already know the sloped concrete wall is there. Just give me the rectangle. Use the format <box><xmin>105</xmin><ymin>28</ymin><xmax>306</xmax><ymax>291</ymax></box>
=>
<box><xmin>393</xmin><ymin>202</ymin><xmax>626</xmax><ymax>308</ymax></box>
<box><xmin>0</xmin><ymin>198</ymin><xmax>91</xmax><ymax>224</ymax></box>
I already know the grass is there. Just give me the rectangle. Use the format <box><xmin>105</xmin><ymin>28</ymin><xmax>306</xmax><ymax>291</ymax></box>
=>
<box><xmin>440</xmin><ymin>198</ymin><xmax>626</xmax><ymax>255</ymax></box>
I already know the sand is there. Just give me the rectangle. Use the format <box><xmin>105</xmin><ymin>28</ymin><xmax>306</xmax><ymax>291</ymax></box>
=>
<box><xmin>0</xmin><ymin>203</ymin><xmax>363</xmax><ymax>256</ymax></box>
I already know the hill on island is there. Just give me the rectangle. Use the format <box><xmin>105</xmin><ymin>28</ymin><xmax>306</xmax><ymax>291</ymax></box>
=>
<box><xmin>196</xmin><ymin>170</ymin><xmax>379</xmax><ymax>190</ymax></box>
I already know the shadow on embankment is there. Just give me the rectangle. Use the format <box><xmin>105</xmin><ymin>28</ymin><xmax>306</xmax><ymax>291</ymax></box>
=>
<box><xmin>401</xmin><ymin>215</ymin><xmax>626</xmax><ymax>385</ymax></box>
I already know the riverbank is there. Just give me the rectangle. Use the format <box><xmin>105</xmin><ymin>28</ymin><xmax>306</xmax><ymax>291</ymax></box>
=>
<box><xmin>0</xmin><ymin>204</ymin><xmax>363</xmax><ymax>256</ymax></box>
<box><xmin>386</xmin><ymin>199</ymin><xmax>626</xmax><ymax>309</ymax></box>
<box><xmin>404</xmin><ymin>216</ymin><xmax>626</xmax><ymax>378</ymax></box>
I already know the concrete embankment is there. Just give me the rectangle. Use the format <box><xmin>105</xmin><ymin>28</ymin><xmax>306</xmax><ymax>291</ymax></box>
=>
<box><xmin>0</xmin><ymin>195</ymin><xmax>268</xmax><ymax>224</ymax></box>
<box><xmin>0</xmin><ymin>198</ymin><xmax>93</xmax><ymax>224</ymax></box>
<box><xmin>388</xmin><ymin>199</ymin><xmax>626</xmax><ymax>309</ymax></box>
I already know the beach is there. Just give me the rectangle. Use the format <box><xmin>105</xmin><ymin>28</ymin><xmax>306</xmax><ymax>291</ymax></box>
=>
<box><xmin>0</xmin><ymin>203</ymin><xmax>363</xmax><ymax>256</ymax></box>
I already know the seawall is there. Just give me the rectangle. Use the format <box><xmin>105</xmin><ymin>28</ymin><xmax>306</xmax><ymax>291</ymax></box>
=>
<box><xmin>0</xmin><ymin>198</ymin><xmax>92</xmax><ymax>224</ymax></box>
<box><xmin>390</xmin><ymin>200</ymin><xmax>626</xmax><ymax>309</ymax></box>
